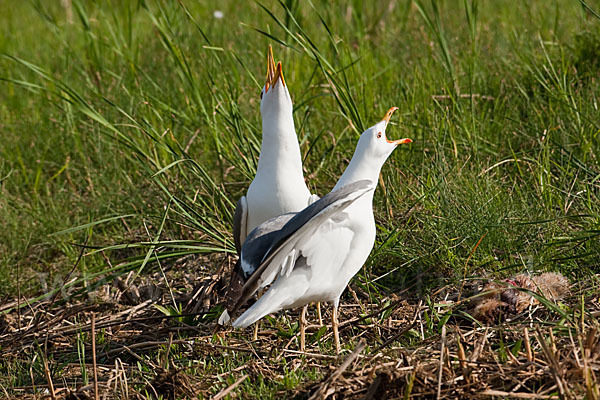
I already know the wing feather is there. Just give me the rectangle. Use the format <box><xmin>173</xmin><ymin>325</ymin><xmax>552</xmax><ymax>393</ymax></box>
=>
<box><xmin>301</xmin><ymin>214</ymin><xmax>354</xmax><ymax>275</ymax></box>
<box><xmin>230</xmin><ymin>180</ymin><xmax>374</xmax><ymax>315</ymax></box>
<box><xmin>240</xmin><ymin>213</ymin><xmax>295</xmax><ymax>278</ymax></box>
<box><xmin>232</xmin><ymin>196</ymin><xmax>248</xmax><ymax>254</ymax></box>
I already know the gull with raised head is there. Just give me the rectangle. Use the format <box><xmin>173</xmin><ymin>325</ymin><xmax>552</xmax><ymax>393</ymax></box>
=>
<box><xmin>233</xmin><ymin>45</ymin><xmax>318</xmax><ymax>254</ymax></box>
<box><xmin>224</xmin><ymin>107</ymin><xmax>411</xmax><ymax>353</ymax></box>
<box><xmin>226</xmin><ymin>46</ymin><xmax>320</xmax><ymax>338</ymax></box>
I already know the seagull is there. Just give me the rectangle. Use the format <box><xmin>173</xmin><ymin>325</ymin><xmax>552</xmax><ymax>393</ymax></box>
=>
<box><xmin>227</xmin><ymin>46</ymin><xmax>321</xmax><ymax>336</ymax></box>
<box><xmin>223</xmin><ymin>107</ymin><xmax>412</xmax><ymax>353</ymax></box>
<box><xmin>233</xmin><ymin>45</ymin><xmax>318</xmax><ymax>254</ymax></box>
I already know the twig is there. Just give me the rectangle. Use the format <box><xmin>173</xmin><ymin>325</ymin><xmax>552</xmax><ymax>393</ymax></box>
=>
<box><xmin>165</xmin><ymin>332</ymin><xmax>173</xmax><ymax>369</ymax></box>
<box><xmin>524</xmin><ymin>328</ymin><xmax>533</xmax><ymax>363</ymax></box>
<box><xmin>436</xmin><ymin>324</ymin><xmax>447</xmax><ymax>400</ymax></box>
<box><xmin>3</xmin><ymin>306</ymin><xmax>207</xmax><ymax>350</ymax></box>
<box><xmin>535</xmin><ymin>326</ymin><xmax>569</xmax><ymax>399</ymax></box>
<box><xmin>432</xmin><ymin>93</ymin><xmax>495</xmax><ymax>101</ymax></box>
<box><xmin>281</xmin><ymin>348</ymin><xmax>339</xmax><ymax>360</ymax></box>
<box><xmin>372</xmin><ymin>302</ymin><xmax>421</xmax><ymax>353</ymax></box>
<box><xmin>456</xmin><ymin>334</ymin><xmax>469</xmax><ymax>384</ymax></box>
<box><xmin>478</xmin><ymin>390</ymin><xmax>553</xmax><ymax>399</ymax></box>
<box><xmin>184</xmin><ymin>128</ymin><xmax>201</xmax><ymax>153</ymax></box>
<box><xmin>470</xmin><ymin>326</ymin><xmax>489</xmax><ymax>364</ymax></box>
<box><xmin>42</xmin><ymin>345</ymin><xmax>56</xmax><ymax>400</ymax></box>
<box><xmin>212</xmin><ymin>374</ymin><xmax>248</xmax><ymax>400</ymax></box>
<box><xmin>339</xmin><ymin>298</ymin><xmax>406</xmax><ymax>328</ymax></box>
<box><xmin>309</xmin><ymin>339</ymin><xmax>367</xmax><ymax>400</ymax></box>
<box><xmin>104</xmin><ymin>339</ymin><xmax>193</xmax><ymax>357</ymax></box>
<box><xmin>91</xmin><ymin>312</ymin><xmax>99</xmax><ymax>400</ymax></box>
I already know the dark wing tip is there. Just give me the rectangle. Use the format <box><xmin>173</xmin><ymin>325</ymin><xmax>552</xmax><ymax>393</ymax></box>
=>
<box><xmin>222</xmin><ymin>260</ymin><xmax>244</xmax><ymax>305</ymax></box>
<box><xmin>233</xmin><ymin>197</ymin><xmax>246</xmax><ymax>254</ymax></box>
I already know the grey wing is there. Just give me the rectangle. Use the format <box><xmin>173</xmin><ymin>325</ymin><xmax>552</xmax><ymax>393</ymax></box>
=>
<box><xmin>233</xmin><ymin>196</ymin><xmax>248</xmax><ymax>254</ymax></box>
<box><xmin>260</xmin><ymin>180</ymin><xmax>374</xmax><ymax>261</ymax></box>
<box><xmin>231</xmin><ymin>180</ymin><xmax>374</xmax><ymax>315</ymax></box>
<box><xmin>240</xmin><ymin>212</ymin><xmax>296</xmax><ymax>279</ymax></box>
<box><xmin>220</xmin><ymin>211</ymin><xmax>296</xmax><ymax>323</ymax></box>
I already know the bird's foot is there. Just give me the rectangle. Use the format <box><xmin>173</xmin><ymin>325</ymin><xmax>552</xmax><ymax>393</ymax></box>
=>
<box><xmin>300</xmin><ymin>304</ymin><xmax>308</xmax><ymax>351</ymax></box>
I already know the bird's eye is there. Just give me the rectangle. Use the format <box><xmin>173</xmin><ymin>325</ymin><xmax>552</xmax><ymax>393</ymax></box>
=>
<box><xmin>377</xmin><ymin>132</ymin><xmax>382</xmax><ymax>139</ymax></box>
<box><xmin>260</xmin><ymin>91</ymin><xmax>263</xmax><ymax>99</ymax></box>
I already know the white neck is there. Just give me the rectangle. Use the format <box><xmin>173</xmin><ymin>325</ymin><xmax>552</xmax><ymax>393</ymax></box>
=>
<box><xmin>331</xmin><ymin>143</ymin><xmax>387</xmax><ymax>224</ymax></box>
<box><xmin>333</xmin><ymin>148</ymin><xmax>383</xmax><ymax>191</ymax></box>
<box><xmin>256</xmin><ymin>110</ymin><xmax>305</xmax><ymax>180</ymax></box>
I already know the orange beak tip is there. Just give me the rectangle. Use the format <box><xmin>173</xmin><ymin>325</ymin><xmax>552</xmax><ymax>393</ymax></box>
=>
<box><xmin>390</xmin><ymin>138</ymin><xmax>412</xmax><ymax>145</ymax></box>
<box><xmin>273</xmin><ymin>61</ymin><xmax>285</xmax><ymax>87</ymax></box>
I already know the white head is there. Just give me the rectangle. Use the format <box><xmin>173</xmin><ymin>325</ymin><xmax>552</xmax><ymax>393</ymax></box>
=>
<box><xmin>260</xmin><ymin>45</ymin><xmax>293</xmax><ymax>122</ymax></box>
<box><xmin>334</xmin><ymin>107</ymin><xmax>412</xmax><ymax>190</ymax></box>
<box><xmin>355</xmin><ymin>107</ymin><xmax>412</xmax><ymax>162</ymax></box>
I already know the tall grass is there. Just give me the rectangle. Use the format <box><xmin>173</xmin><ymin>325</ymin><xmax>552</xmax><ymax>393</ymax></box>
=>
<box><xmin>1</xmin><ymin>2</ymin><xmax>600</xmax><ymax>398</ymax></box>
<box><xmin>0</xmin><ymin>0</ymin><xmax>598</xmax><ymax>306</ymax></box>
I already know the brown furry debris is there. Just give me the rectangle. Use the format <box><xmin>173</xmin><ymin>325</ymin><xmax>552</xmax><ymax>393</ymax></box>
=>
<box><xmin>471</xmin><ymin>272</ymin><xmax>570</xmax><ymax>322</ymax></box>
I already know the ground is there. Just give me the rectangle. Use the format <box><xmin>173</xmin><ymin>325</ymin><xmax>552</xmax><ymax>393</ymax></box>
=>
<box><xmin>0</xmin><ymin>1</ymin><xmax>599</xmax><ymax>399</ymax></box>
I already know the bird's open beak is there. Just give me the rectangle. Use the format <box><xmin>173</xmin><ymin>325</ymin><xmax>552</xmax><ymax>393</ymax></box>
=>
<box><xmin>388</xmin><ymin>137</ymin><xmax>412</xmax><ymax>145</ymax></box>
<box><xmin>382</xmin><ymin>107</ymin><xmax>398</xmax><ymax>125</ymax></box>
<box><xmin>272</xmin><ymin>61</ymin><xmax>285</xmax><ymax>88</ymax></box>
<box><xmin>265</xmin><ymin>45</ymin><xmax>285</xmax><ymax>94</ymax></box>
<box><xmin>265</xmin><ymin>45</ymin><xmax>276</xmax><ymax>93</ymax></box>
<box><xmin>381</xmin><ymin>106</ymin><xmax>412</xmax><ymax>145</ymax></box>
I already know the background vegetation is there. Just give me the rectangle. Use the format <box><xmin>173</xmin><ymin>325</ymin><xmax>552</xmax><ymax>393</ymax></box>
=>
<box><xmin>1</xmin><ymin>0</ymin><xmax>599</xmax><ymax>398</ymax></box>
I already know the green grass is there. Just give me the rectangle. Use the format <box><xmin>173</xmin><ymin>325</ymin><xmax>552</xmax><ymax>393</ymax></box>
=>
<box><xmin>1</xmin><ymin>0</ymin><xmax>600</xmax><ymax>397</ymax></box>
<box><xmin>2</xmin><ymin>0</ymin><xmax>598</xmax><ymax>296</ymax></box>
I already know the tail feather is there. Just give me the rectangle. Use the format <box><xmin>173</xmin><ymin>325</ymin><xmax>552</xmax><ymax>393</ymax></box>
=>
<box><xmin>232</xmin><ymin>287</ymin><xmax>284</xmax><ymax>328</ymax></box>
<box><xmin>218</xmin><ymin>310</ymin><xmax>231</xmax><ymax>325</ymax></box>
<box><xmin>218</xmin><ymin>260</ymin><xmax>245</xmax><ymax>326</ymax></box>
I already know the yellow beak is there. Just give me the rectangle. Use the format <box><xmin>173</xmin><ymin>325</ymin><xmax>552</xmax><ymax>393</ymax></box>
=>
<box><xmin>265</xmin><ymin>45</ymin><xmax>276</xmax><ymax>93</ymax></box>
<box><xmin>382</xmin><ymin>106</ymin><xmax>399</xmax><ymax>124</ymax></box>
<box><xmin>381</xmin><ymin>107</ymin><xmax>412</xmax><ymax>145</ymax></box>
<box><xmin>265</xmin><ymin>45</ymin><xmax>285</xmax><ymax>93</ymax></box>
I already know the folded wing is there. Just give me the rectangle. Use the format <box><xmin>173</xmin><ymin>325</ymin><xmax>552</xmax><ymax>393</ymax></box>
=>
<box><xmin>229</xmin><ymin>180</ymin><xmax>374</xmax><ymax>318</ymax></box>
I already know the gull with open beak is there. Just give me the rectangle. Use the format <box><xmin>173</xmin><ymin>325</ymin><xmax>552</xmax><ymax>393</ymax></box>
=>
<box><xmin>224</xmin><ymin>107</ymin><xmax>411</xmax><ymax>353</ymax></box>
<box><xmin>232</xmin><ymin>46</ymin><xmax>318</xmax><ymax>254</ymax></box>
<box><xmin>223</xmin><ymin>46</ymin><xmax>320</xmax><ymax>339</ymax></box>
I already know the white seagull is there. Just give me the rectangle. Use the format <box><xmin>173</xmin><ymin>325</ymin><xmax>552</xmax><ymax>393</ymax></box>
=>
<box><xmin>225</xmin><ymin>107</ymin><xmax>411</xmax><ymax>353</ymax></box>
<box><xmin>233</xmin><ymin>45</ymin><xmax>318</xmax><ymax>253</ymax></box>
<box><xmin>226</xmin><ymin>46</ymin><xmax>321</xmax><ymax>335</ymax></box>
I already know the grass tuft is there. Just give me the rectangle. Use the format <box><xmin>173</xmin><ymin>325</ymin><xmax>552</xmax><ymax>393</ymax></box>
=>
<box><xmin>0</xmin><ymin>0</ymin><xmax>599</xmax><ymax>397</ymax></box>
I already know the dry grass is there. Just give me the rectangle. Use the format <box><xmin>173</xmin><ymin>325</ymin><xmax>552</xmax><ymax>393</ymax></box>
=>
<box><xmin>1</xmin><ymin>258</ymin><xmax>598</xmax><ymax>399</ymax></box>
<box><xmin>2</xmin><ymin>1</ymin><xmax>600</xmax><ymax>398</ymax></box>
